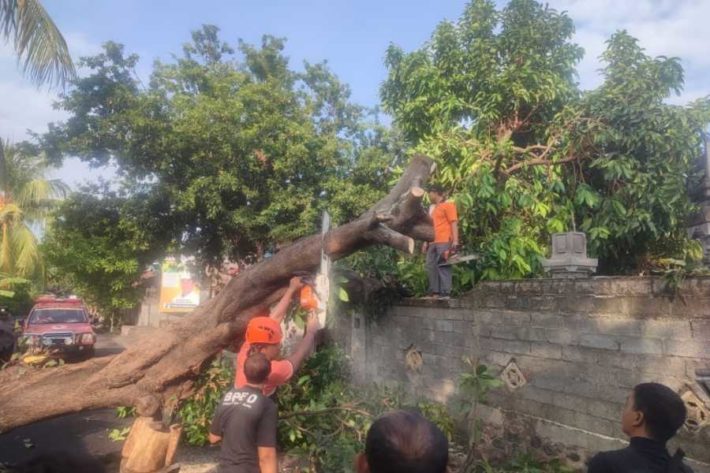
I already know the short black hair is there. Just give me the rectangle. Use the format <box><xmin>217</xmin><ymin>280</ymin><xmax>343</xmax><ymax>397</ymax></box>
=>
<box><xmin>365</xmin><ymin>410</ymin><xmax>448</xmax><ymax>473</ymax></box>
<box><xmin>427</xmin><ymin>183</ymin><xmax>445</xmax><ymax>195</ymax></box>
<box><xmin>244</xmin><ymin>352</ymin><xmax>271</xmax><ymax>384</ymax></box>
<box><xmin>633</xmin><ymin>383</ymin><xmax>687</xmax><ymax>442</ymax></box>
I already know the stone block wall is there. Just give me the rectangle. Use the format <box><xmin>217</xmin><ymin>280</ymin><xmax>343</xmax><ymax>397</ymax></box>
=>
<box><xmin>344</xmin><ymin>277</ymin><xmax>710</xmax><ymax>471</ymax></box>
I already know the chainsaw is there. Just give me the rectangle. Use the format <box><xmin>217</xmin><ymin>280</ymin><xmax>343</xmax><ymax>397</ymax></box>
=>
<box><xmin>438</xmin><ymin>245</ymin><xmax>479</xmax><ymax>267</ymax></box>
<box><xmin>295</xmin><ymin>211</ymin><xmax>331</xmax><ymax>326</ymax></box>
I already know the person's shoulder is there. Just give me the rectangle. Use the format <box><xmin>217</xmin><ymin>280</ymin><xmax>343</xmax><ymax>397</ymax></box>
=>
<box><xmin>587</xmin><ymin>448</ymin><xmax>629</xmax><ymax>472</ymax></box>
<box><xmin>261</xmin><ymin>396</ymin><xmax>278</xmax><ymax>417</ymax></box>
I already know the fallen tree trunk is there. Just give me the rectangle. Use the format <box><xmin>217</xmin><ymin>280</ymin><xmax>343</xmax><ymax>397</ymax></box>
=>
<box><xmin>0</xmin><ymin>155</ymin><xmax>436</xmax><ymax>431</ymax></box>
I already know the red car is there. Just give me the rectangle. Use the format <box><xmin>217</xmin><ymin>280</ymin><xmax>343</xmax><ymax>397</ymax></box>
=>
<box><xmin>23</xmin><ymin>296</ymin><xmax>96</xmax><ymax>358</ymax></box>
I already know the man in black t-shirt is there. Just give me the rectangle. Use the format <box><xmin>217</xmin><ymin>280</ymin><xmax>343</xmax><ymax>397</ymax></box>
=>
<box><xmin>209</xmin><ymin>353</ymin><xmax>278</xmax><ymax>473</ymax></box>
<box><xmin>587</xmin><ymin>382</ymin><xmax>694</xmax><ymax>473</ymax></box>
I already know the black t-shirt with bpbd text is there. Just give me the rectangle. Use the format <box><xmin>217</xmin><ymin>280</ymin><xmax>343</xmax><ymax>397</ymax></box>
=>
<box><xmin>210</xmin><ymin>386</ymin><xmax>278</xmax><ymax>473</ymax></box>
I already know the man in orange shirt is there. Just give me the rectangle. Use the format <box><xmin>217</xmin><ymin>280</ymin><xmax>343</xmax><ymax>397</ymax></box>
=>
<box><xmin>235</xmin><ymin>277</ymin><xmax>320</xmax><ymax>397</ymax></box>
<box><xmin>423</xmin><ymin>184</ymin><xmax>459</xmax><ymax>299</ymax></box>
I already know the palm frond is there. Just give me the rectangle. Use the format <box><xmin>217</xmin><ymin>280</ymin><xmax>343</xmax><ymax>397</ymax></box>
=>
<box><xmin>0</xmin><ymin>0</ymin><xmax>76</xmax><ymax>88</ymax></box>
<box><xmin>15</xmin><ymin>177</ymin><xmax>68</xmax><ymax>210</ymax></box>
<box><xmin>0</xmin><ymin>222</ymin><xmax>11</xmax><ymax>274</ymax></box>
<box><xmin>0</xmin><ymin>274</ymin><xmax>30</xmax><ymax>288</ymax></box>
<box><xmin>9</xmin><ymin>222</ymin><xmax>41</xmax><ymax>278</ymax></box>
<box><xmin>0</xmin><ymin>202</ymin><xmax>23</xmax><ymax>225</ymax></box>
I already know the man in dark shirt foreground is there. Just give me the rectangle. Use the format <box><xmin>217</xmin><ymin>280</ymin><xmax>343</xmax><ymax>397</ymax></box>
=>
<box><xmin>209</xmin><ymin>353</ymin><xmax>278</xmax><ymax>473</ymax></box>
<box><xmin>355</xmin><ymin>410</ymin><xmax>449</xmax><ymax>473</ymax></box>
<box><xmin>588</xmin><ymin>382</ymin><xmax>693</xmax><ymax>473</ymax></box>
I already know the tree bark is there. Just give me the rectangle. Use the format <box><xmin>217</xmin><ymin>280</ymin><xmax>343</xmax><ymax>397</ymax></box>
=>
<box><xmin>0</xmin><ymin>154</ymin><xmax>436</xmax><ymax>432</ymax></box>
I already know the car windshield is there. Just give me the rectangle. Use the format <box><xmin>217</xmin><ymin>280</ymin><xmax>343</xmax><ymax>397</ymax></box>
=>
<box><xmin>29</xmin><ymin>309</ymin><xmax>87</xmax><ymax>324</ymax></box>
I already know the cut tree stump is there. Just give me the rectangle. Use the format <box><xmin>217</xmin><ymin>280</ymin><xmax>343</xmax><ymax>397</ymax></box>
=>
<box><xmin>120</xmin><ymin>418</ymin><xmax>182</xmax><ymax>473</ymax></box>
<box><xmin>0</xmin><ymin>154</ymin><xmax>436</xmax><ymax>431</ymax></box>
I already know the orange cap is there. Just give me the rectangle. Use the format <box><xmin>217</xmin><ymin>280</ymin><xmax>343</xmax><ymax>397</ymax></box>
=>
<box><xmin>245</xmin><ymin>316</ymin><xmax>283</xmax><ymax>345</ymax></box>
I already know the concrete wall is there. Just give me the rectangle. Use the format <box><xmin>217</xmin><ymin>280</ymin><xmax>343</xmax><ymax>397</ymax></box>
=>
<box><xmin>344</xmin><ymin>277</ymin><xmax>710</xmax><ymax>471</ymax></box>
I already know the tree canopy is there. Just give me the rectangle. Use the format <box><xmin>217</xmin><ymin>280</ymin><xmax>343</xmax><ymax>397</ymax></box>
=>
<box><xmin>41</xmin><ymin>26</ymin><xmax>400</xmax><ymax>271</ymax></box>
<box><xmin>32</xmin><ymin>1</ymin><xmax>710</xmax><ymax>311</ymax></box>
<box><xmin>382</xmin><ymin>0</ymin><xmax>710</xmax><ymax>279</ymax></box>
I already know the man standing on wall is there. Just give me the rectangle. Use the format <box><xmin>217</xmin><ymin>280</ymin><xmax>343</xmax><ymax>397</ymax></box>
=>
<box><xmin>423</xmin><ymin>184</ymin><xmax>459</xmax><ymax>299</ymax></box>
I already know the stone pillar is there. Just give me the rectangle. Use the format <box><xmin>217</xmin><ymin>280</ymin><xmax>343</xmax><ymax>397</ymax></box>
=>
<box><xmin>688</xmin><ymin>134</ymin><xmax>710</xmax><ymax>265</ymax></box>
<box><xmin>541</xmin><ymin>232</ymin><xmax>598</xmax><ymax>279</ymax></box>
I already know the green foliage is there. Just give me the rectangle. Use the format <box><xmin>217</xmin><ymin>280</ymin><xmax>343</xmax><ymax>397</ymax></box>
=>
<box><xmin>277</xmin><ymin>345</ymin><xmax>455</xmax><ymax>472</ymax></box>
<box><xmin>459</xmin><ymin>358</ymin><xmax>504</xmax><ymax>473</ymax></box>
<box><xmin>0</xmin><ymin>0</ymin><xmax>76</xmax><ymax>88</ymax></box>
<box><xmin>43</xmin><ymin>184</ymin><xmax>168</xmax><ymax>326</ymax></box>
<box><xmin>476</xmin><ymin>454</ymin><xmax>573</xmax><ymax>473</ymax></box>
<box><xmin>0</xmin><ymin>141</ymin><xmax>67</xmax><ymax>285</ymax></box>
<box><xmin>0</xmin><ymin>274</ymin><xmax>32</xmax><ymax>315</ymax></box>
<box><xmin>39</xmin><ymin>27</ymin><xmax>399</xmax><ymax>270</ymax></box>
<box><xmin>571</xmin><ymin>32</ymin><xmax>710</xmax><ymax>272</ymax></box>
<box><xmin>177</xmin><ymin>355</ymin><xmax>233</xmax><ymax>446</ymax></box>
<box><xmin>115</xmin><ymin>405</ymin><xmax>136</xmax><ymax>419</ymax></box>
<box><xmin>108</xmin><ymin>426</ymin><xmax>131</xmax><ymax>442</ymax></box>
<box><xmin>277</xmin><ymin>346</ymin><xmax>369</xmax><ymax>472</ymax></box>
<box><xmin>382</xmin><ymin>0</ymin><xmax>710</xmax><ymax>278</ymax></box>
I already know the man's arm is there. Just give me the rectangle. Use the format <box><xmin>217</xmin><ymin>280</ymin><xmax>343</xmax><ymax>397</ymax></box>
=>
<box><xmin>208</xmin><ymin>433</ymin><xmax>222</xmax><ymax>444</ymax></box>
<box><xmin>451</xmin><ymin>221</ymin><xmax>459</xmax><ymax>247</ymax></box>
<box><xmin>256</xmin><ymin>401</ymin><xmax>279</xmax><ymax>473</ymax></box>
<box><xmin>258</xmin><ymin>447</ymin><xmax>278</xmax><ymax>473</ymax></box>
<box><xmin>269</xmin><ymin>277</ymin><xmax>304</xmax><ymax>324</ymax></box>
<box><xmin>286</xmin><ymin>312</ymin><xmax>320</xmax><ymax>373</ymax></box>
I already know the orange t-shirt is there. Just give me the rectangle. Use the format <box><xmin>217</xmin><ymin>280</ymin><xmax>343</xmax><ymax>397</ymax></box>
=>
<box><xmin>432</xmin><ymin>201</ymin><xmax>458</xmax><ymax>243</ymax></box>
<box><xmin>235</xmin><ymin>341</ymin><xmax>294</xmax><ymax>397</ymax></box>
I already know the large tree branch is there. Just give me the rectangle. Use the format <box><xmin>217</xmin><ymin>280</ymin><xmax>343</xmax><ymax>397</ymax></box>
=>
<box><xmin>0</xmin><ymin>154</ymin><xmax>437</xmax><ymax>431</ymax></box>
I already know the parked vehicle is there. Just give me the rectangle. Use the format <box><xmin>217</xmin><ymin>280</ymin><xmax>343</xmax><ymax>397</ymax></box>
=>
<box><xmin>23</xmin><ymin>296</ymin><xmax>96</xmax><ymax>358</ymax></box>
<box><xmin>0</xmin><ymin>307</ymin><xmax>16</xmax><ymax>362</ymax></box>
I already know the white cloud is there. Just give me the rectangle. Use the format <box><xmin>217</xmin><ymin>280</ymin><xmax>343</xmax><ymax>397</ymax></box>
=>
<box><xmin>548</xmin><ymin>0</ymin><xmax>710</xmax><ymax>100</ymax></box>
<box><xmin>0</xmin><ymin>78</ymin><xmax>66</xmax><ymax>141</ymax></box>
<box><xmin>0</xmin><ymin>32</ymin><xmax>112</xmax><ymax>188</ymax></box>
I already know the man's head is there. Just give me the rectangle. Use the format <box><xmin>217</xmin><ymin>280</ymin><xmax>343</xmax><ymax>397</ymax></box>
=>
<box><xmin>427</xmin><ymin>184</ymin><xmax>445</xmax><ymax>204</ymax></box>
<box><xmin>245</xmin><ymin>316</ymin><xmax>283</xmax><ymax>360</ymax></box>
<box><xmin>621</xmin><ymin>382</ymin><xmax>687</xmax><ymax>442</ymax></box>
<box><xmin>244</xmin><ymin>352</ymin><xmax>272</xmax><ymax>386</ymax></box>
<box><xmin>356</xmin><ymin>410</ymin><xmax>448</xmax><ymax>473</ymax></box>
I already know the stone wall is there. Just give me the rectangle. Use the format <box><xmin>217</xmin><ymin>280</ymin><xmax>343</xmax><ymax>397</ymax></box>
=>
<box><xmin>344</xmin><ymin>277</ymin><xmax>710</xmax><ymax>471</ymax></box>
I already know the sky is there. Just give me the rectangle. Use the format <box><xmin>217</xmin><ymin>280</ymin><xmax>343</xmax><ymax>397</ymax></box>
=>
<box><xmin>1</xmin><ymin>0</ymin><xmax>708</xmax><ymax>188</ymax></box>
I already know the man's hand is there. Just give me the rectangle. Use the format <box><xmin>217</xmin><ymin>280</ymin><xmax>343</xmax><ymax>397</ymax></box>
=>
<box><xmin>422</xmin><ymin>242</ymin><xmax>429</xmax><ymax>254</ymax></box>
<box><xmin>271</xmin><ymin>276</ymin><xmax>307</xmax><ymax>323</ymax></box>
<box><xmin>289</xmin><ymin>276</ymin><xmax>305</xmax><ymax>292</ymax></box>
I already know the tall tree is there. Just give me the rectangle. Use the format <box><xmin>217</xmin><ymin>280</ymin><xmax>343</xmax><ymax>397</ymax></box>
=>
<box><xmin>0</xmin><ymin>0</ymin><xmax>75</xmax><ymax>87</ymax></box>
<box><xmin>43</xmin><ymin>184</ymin><xmax>171</xmax><ymax>327</ymax></box>
<box><xmin>40</xmin><ymin>27</ymin><xmax>400</xmax><ymax>271</ymax></box>
<box><xmin>381</xmin><ymin>0</ymin><xmax>710</xmax><ymax>279</ymax></box>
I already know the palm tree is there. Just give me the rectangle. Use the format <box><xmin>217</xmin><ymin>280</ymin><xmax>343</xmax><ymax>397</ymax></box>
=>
<box><xmin>0</xmin><ymin>140</ymin><xmax>68</xmax><ymax>281</ymax></box>
<box><xmin>0</xmin><ymin>0</ymin><xmax>75</xmax><ymax>87</ymax></box>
